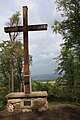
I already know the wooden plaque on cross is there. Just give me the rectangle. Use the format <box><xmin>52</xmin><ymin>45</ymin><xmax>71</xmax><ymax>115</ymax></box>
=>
<box><xmin>4</xmin><ymin>6</ymin><xmax>47</xmax><ymax>94</ymax></box>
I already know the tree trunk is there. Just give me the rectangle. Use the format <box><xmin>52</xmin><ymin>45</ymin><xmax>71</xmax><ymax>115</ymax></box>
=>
<box><xmin>11</xmin><ymin>67</ymin><xmax>14</xmax><ymax>92</ymax></box>
<box><xmin>8</xmin><ymin>74</ymin><xmax>11</xmax><ymax>92</ymax></box>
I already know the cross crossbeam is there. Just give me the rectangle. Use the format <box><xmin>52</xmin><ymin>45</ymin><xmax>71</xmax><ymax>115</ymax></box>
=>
<box><xmin>4</xmin><ymin>24</ymin><xmax>47</xmax><ymax>33</ymax></box>
<box><xmin>4</xmin><ymin>6</ymin><xmax>47</xmax><ymax>94</ymax></box>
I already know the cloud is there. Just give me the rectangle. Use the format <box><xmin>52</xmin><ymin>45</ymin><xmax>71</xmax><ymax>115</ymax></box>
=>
<box><xmin>0</xmin><ymin>0</ymin><xmax>63</xmax><ymax>75</ymax></box>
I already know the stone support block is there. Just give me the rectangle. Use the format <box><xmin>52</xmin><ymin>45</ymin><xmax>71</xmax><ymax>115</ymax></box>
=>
<box><xmin>6</xmin><ymin>91</ymin><xmax>48</xmax><ymax>112</ymax></box>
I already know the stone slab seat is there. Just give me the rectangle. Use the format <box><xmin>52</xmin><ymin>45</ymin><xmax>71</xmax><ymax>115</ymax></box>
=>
<box><xmin>5</xmin><ymin>91</ymin><xmax>48</xmax><ymax>99</ymax></box>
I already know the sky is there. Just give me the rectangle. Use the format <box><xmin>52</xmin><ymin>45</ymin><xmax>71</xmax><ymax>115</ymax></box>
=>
<box><xmin>0</xmin><ymin>0</ymin><xmax>63</xmax><ymax>75</ymax></box>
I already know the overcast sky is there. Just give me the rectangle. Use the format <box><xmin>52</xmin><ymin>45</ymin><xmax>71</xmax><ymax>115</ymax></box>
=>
<box><xmin>0</xmin><ymin>0</ymin><xmax>63</xmax><ymax>75</ymax></box>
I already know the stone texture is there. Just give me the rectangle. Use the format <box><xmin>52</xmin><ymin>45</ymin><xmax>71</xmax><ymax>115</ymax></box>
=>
<box><xmin>7</xmin><ymin>103</ymin><xmax>14</xmax><ymax>112</ymax></box>
<box><xmin>21</xmin><ymin>109</ymin><xmax>32</xmax><ymax>112</ymax></box>
<box><xmin>6</xmin><ymin>91</ymin><xmax>48</xmax><ymax>112</ymax></box>
<box><xmin>7</xmin><ymin>99</ymin><xmax>23</xmax><ymax>112</ymax></box>
<box><xmin>32</xmin><ymin>98</ymin><xmax>48</xmax><ymax>111</ymax></box>
<box><xmin>6</xmin><ymin>91</ymin><xmax>48</xmax><ymax>99</ymax></box>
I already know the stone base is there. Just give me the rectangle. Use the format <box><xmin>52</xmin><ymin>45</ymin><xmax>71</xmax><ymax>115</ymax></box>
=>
<box><xmin>5</xmin><ymin>91</ymin><xmax>48</xmax><ymax>112</ymax></box>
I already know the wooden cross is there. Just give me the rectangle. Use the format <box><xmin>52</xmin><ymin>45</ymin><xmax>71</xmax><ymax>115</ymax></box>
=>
<box><xmin>4</xmin><ymin>6</ymin><xmax>47</xmax><ymax>94</ymax></box>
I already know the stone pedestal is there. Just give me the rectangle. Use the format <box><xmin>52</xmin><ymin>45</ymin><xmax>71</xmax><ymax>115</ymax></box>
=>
<box><xmin>5</xmin><ymin>91</ymin><xmax>48</xmax><ymax>112</ymax></box>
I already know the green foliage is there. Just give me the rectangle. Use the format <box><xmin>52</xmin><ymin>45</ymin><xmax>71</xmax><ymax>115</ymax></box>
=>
<box><xmin>7</xmin><ymin>11</ymin><xmax>21</xmax><ymax>27</ymax></box>
<box><xmin>0</xmin><ymin>41</ymin><xmax>23</xmax><ymax>92</ymax></box>
<box><xmin>6</xmin><ymin>11</ymin><xmax>21</xmax><ymax>41</ymax></box>
<box><xmin>32</xmin><ymin>79</ymin><xmax>80</xmax><ymax>102</ymax></box>
<box><xmin>52</xmin><ymin>0</ymin><xmax>80</xmax><ymax>99</ymax></box>
<box><xmin>32</xmin><ymin>81</ymin><xmax>53</xmax><ymax>94</ymax></box>
<box><xmin>0</xmin><ymin>78</ymin><xmax>8</xmax><ymax>107</ymax></box>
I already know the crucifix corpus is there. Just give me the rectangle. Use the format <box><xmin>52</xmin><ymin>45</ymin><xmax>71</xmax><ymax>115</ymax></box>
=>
<box><xmin>4</xmin><ymin>6</ymin><xmax>47</xmax><ymax>94</ymax></box>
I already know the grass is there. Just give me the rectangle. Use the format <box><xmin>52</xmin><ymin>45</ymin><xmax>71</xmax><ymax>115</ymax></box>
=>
<box><xmin>49</xmin><ymin>101</ymin><xmax>80</xmax><ymax>108</ymax></box>
<box><xmin>42</xmin><ymin>81</ymin><xmax>55</xmax><ymax>84</ymax></box>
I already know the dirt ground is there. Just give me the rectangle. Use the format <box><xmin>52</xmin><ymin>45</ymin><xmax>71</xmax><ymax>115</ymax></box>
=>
<box><xmin>0</xmin><ymin>104</ymin><xmax>80</xmax><ymax>120</ymax></box>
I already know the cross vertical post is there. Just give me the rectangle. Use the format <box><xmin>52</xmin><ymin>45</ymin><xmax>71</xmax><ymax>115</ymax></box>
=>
<box><xmin>23</xmin><ymin>6</ymin><xmax>30</xmax><ymax>94</ymax></box>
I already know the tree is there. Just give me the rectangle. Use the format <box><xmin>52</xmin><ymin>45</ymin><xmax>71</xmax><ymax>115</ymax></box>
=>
<box><xmin>0</xmin><ymin>41</ymin><xmax>23</xmax><ymax>92</ymax></box>
<box><xmin>6</xmin><ymin>11</ymin><xmax>21</xmax><ymax>41</ymax></box>
<box><xmin>0</xmin><ymin>41</ymin><xmax>33</xmax><ymax>92</ymax></box>
<box><xmin>4</xmin><ymin>11</ymin><xmax>22</xmax><ymax>92</ymax></box>
<box><xmin>52</xmin><ymin>0</ymin><xmax>80</xmax><ymax>99</ymax></box>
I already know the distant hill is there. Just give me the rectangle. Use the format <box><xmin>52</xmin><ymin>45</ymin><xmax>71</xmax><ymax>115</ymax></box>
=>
<box><xmin>31</xmin><ymin>73</ymin><xmax>61</xmax><ymax>82</ymax></box>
